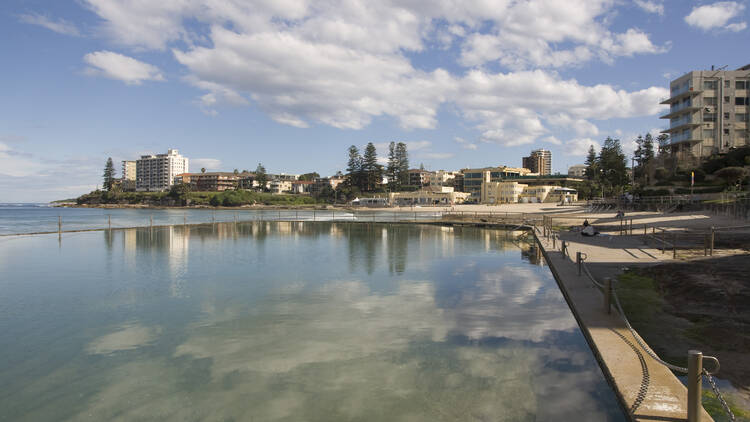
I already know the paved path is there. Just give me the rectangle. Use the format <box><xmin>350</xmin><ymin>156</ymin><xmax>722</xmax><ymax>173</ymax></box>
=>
<box><xmin>534</xmin><ymin>229</ymin><xmax>713</xmax><ymax>422</ymax></box>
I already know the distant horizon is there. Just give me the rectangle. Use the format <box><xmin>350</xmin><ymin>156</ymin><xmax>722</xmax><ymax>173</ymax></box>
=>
<box><xmin>2</xmin><ymin>1</ymin><xmax>748</xmax><ymax>202</ymax></box>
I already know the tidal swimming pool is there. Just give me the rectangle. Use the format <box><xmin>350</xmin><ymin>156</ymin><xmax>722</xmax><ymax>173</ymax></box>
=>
<box><xmin>0</xmin><ymin>222</ymin><xmax>625</xmax><ymax>421</ymax></box>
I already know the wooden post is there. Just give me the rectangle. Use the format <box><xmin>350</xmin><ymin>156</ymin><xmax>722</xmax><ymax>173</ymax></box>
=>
<box><xmin>58</xmin><ymin>216</ymin><xmax>62</xmax><ymax>234</ymax></box>
<box><xmin>108</xmin><ymin>215</ymin><xmax>111</xmax><ymax>230</ymax></box>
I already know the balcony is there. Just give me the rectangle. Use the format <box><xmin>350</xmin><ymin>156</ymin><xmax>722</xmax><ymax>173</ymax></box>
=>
<box><xmin>660</xmin><ymin>89</ymin><xmax>702</xmax><ymax>105</ymax></box>
<box><xmin>660</xmin><ymin>103</ymin><xmax>701</xmax><ymax>119</ymax></box>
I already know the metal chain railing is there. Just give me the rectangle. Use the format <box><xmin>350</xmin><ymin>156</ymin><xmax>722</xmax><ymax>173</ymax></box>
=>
<box><xmin>703</xmin><ymin>369</ymin><xmax>736</xmax><ymax>422</ymax></box>
<box><xmin>560</xmin><ymin>233</ymin><xmax>737</xmax><ymax>422</ymax></box>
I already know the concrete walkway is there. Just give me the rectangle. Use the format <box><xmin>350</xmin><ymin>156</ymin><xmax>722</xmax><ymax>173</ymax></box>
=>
<box><xmin>534</xmin><ymin>229</ymin><xmax>713</xmax><ymax>422</ymax></box>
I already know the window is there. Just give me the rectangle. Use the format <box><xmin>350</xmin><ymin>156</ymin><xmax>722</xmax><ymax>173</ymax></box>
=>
<box><xmin>703</xmin><ymin>80</ymin><xmax>717</xmax><ymax>89</ymax></box>
<box><xmin>724</xmin><ymin>112</ymin><xmax>730</xmax><ymax>119</ymax></box>
<box><xmin>736</xmin><ymin>97</ymin><xmax>750</xmax><ymax>105</ymax></box>
<box><xmin>704</xmin><ymin>113</ymin><xmax>716</xmax><ymax>122</ymax></box>
<box><xmin>703</xmin><ymin>129</ymin><xmax>715</xmax><ymax>138</ymax></box>
<box><xmin>737</xmin><ymin>113</ymin><xmax>749</xmax><ymax>122</ymax></box>
<box><xmin>725</xmin><ymin>96</ymin><xmax>731</xmax><ymax>103</ymax></box>
<box><xmin>737</xmin><ymin>80</ymin><xmax>748</xmax><ymax>90</ymax></box>
<box><xmin>725</xmin><ymin>80</ymin><xmax>731</xmax><ymax>88</ymax></box>
<box><xmin>704</xmin><ymin>97</ymin><xmax>717</xmax><ymax>105</ymax></box>
<box><xmin>724</xmin><ymin>129</ymin><xmax>730</xmax><ymax>135</ymax></box>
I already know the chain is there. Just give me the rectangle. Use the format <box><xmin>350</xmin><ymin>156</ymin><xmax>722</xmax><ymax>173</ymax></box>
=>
<box><xmin>611</xmin><ymin>290</ymin><xmax>689</xmax><ymax>373</ymax></box>
<box><xmin>703</xmin><ymin>370</ymin><xmax>736</xmax><ymax>422</ymax></box>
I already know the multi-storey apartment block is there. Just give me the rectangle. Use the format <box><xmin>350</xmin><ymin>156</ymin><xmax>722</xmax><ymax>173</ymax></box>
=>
<box><xmin>522</xmin><ymin>149</ymin><xmax>552</xmax><ymax>175</ymax></box>
<box><xmin>121</xmin><ymin>160</ymin><xmax>136</xmax><ymax>191</ymax></box>
<box><xmin>660</xmin><ymin>64</ymin><xmax>750</xmax><ymax>165</ymax></box>
<box><xmin>136</xmin><ymin>149</ymin><xmax>189</xmax><ymax>191</ymax></box>
<box><xmin>461</xmin><ymin>166</ymin><xmax>531</xmax><ymax>198</ymax></box>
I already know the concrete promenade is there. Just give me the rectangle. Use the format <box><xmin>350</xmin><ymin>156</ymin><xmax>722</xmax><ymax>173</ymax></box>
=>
<box><xmin>533</xmin><ymin>228</ymin><xmax>713</xmax><ymax>421</ymax></box>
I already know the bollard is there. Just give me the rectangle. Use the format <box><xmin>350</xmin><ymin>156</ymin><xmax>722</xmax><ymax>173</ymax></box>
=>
<box><xmin>687</xmin><ymin>350</ymin><xmax>703</xmax><ymax>422</ymax></box>
<box><xmin>576</xmin><ymin>252</ymin><xmax>582</xmax><ymax>276</ymax></box>
<box><xmin>604</xmin><ymin>277</ymin><xmax>612</xmax><ymax>314</ymax></box>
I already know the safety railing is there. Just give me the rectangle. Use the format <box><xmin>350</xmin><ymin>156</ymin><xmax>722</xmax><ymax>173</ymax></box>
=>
<box><xmin>533</xmin><ymin>222</ymin><xmax>735</xmax><ymax>420</ymax></box>
<box><xmin>568</xmin><ymin>245</ymin><xmax>735</xmax><ymax>421</ymax></box>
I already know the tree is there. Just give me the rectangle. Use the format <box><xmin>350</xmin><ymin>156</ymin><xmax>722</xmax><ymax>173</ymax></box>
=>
<box><xmin>346</xmin><ymin>145</ymin><xmax>363</xmax><ymax>190</ymax></box>
<box><xmin>362</xmin><ymin>142</ymin><xmax>382</xmax><ymax>191</ymax></box>
<box><xmin>656</xmin><ymin>134</ymin><xmax>670</xmax><ymax>157</ymax></box>
<box><xmin>598</xmin><ymin>137</ymin><xmax>628</xmax><ymax>196</ymax></box>
<box><xmin>395</xmin><ymin>142</ymin><xmax>409</xmax><ymax>188</ymax></box>
<box><xmin>298</xmin><ymin>172</ymin><xmax>320</xmax><ymax>181</ymax></box>
<box><xmin>386</xmin><ymin>142</ymin><xmax>398</xmax><ymax>188</ymax></box>
<box><xmin>255</xmin><ymin>163</ymin><xmax>268</xmax><ymax>191</ymax></box>
<box><xmin>584</xmin><ymin>145</ymin><xmax>598</xmax><ymax>182</ymax></box>
<box><xmin>714</xmin><ymin>167</ymin><xmax>748</xmax><ymax>188</ymax></box>
<box><xmin>201</xmin><ymin>167</ymin><xmax>206</xmax><ymax>173</ymax></box>
<box><xmin>103</xmin><ymin>157</ymin><xmax>115</xmax><ymax>191</ymax></box>
<box><xmin>233</xmin><ymin>169</ymin><xmax>239</xmax><ymax>175</ymax></box>
<box><xmin>169</xmin><ymin>182</ymin><xmax>191</xmax><ymax>204</ymax></box>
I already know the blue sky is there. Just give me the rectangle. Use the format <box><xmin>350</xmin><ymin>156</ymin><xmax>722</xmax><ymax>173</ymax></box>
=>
<box><xmin>1</xmin><ymin>0</ymin><xmax>748</xmax><ymax>202</ymax></box>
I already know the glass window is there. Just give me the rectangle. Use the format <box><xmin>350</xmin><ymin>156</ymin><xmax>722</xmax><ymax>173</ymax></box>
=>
<box><xmin>736</xmin><ymin>97</ymin><xmax>750</xmax><ymax>105</ymax></box>
<box><xmin>703</xmin><ymin>129</ymin><xmax>715</xmax><ymax>138</ymax></box>
<box><xmin>725</xmin><ymin>96</ymin><xmax>731</xmax><ymax>103</ymax></box>
<box><xmin>725</xmin><ymin>80</ymin><xmax>731</xmax><ymax>88</ymax></box>
<box><xmin>724</xmin><ymin>112</ymin><xmax>730</xmax><ymax>119</ymax></box>
<box><xmin>704</xmin><ymin>97</ymin><xmax>717</xmax><ymax>105</ymax></box>
<box><xmin>703</xmin><ymin>113</ymin><xmax>716</xmax><ymax>122</ymax></box>
<box><xmin>737</xmin><ymin>113</ymin><xmax>749</xmax><ymax>122</ymax></box>
<box><xmin>736</xmin><ymin>80</ymin><xmax>748</xmax><ymax>90</ymax></box>
<box><xmin>703</xmin><ymin>80</ymin><xmax>717</xmax><ymax>89</ymax></box>
<box><xmin>724</xmin><ymin>129</ymin><xmax>730</xmax><ymax>135</ymax></box>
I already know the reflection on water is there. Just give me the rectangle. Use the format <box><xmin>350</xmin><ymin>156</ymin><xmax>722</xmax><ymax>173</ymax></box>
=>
<box><xmin>0</xmin><ymin>222</ymin><xmax>624</xmax><ymax>421</ymax></box>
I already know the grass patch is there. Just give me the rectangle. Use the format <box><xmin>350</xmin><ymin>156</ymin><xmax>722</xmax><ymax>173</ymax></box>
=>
<box><xmin>616</xmin><ymin>272</ymin><xmax>664</xmax><ymax>325</ymax></box>
<box><xmin>703</xmin><ymin>390</ymin><xmax>750</xmax><ymax>422</ymax></box>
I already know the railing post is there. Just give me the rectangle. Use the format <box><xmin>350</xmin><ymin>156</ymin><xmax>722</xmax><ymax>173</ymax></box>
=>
<box><xmin>673</xmin><ymin>233</ymin><xmax>677</xmax><ymax>259</ymax></box>
<box><xmin>630</xmin><ymin>219</ymin><xmax>633</xmax><ymax>235</ymax></box>
<box><xmin>604</xmin><ymin>277</ymin><xmax>612</xmax><ymax>314</ymax></box>
<box><xmin>710</xmin><ymin>227</ymin><xmax>715</xmax><ymax>256</ymax></box>
<box><xmin>576</xmin><ymin>252</ymin><xmax>582</xmax><ymax>276</ymax></box>
<box><xmin>687</xmin><ymin>350</ymin><xmax>703</xmax><ymax>422</ymax></box>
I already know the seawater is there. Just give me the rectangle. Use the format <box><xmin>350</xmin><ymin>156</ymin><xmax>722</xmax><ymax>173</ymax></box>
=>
<box><xmin>0</xmin><ymin>205</ymin><xmax>442</xmax><ymax>235</ymax></box>
<box><xmin>0</xmin><ymin>222</ymin><xmax>625</xmax><ymax>421</ymax></box>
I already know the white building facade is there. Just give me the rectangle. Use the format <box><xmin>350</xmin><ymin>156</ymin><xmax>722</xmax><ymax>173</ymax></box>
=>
<box><xmin>136</xmin><ymin>149</ymin><xmax>189</xmax><ymax>192</ymax></box>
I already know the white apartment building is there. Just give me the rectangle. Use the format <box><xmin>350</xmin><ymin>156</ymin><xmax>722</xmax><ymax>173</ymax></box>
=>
<box><xmin>136</xmin><ymin>149</ymin><xmax>189</xmax><ymax>191</ymax></box>
<box><xmin>660</xmin><ymin>64</ymin><xmax>750</xmax><ymax>165</ymax></box>
<box><xmin>428</xmin><ymin>170</ymin><xmax>458</xmax><ymax>188</ymax></box>
<box><xmin>121</xmin><ymin>160</ymin><xmax>136</xmax><ymax>191</ymax></box>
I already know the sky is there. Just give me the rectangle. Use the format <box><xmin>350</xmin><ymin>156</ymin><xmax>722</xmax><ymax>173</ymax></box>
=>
<box><xmin>1</xmin><ymin>0</ymin><xmax>748</xmax><ymax>202</ymax></box>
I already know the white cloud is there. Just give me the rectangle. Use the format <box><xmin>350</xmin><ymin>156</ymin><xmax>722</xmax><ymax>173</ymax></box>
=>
<box><xmin>455</xmin><ymin>70</ymin><xmax>667</xmax><ymax>146</ymax></box>
<box><xmin>634</xmin><ymin>0</ymin><xmax>664</xmax><ymax>15</ymax></box>
<box><xmin>78</xmin><ymin>0</ymin><xmax>670</xmax><ymax>141</ymax></box>
<box><xmin>685</xmin><ymin>2</ymin><xmax>747</xmax><ymax>32</ymax></box>
<box><xmin>565</xmin><ymin>138</ymin><xmax>600</xmax><ymax>157</ymax></box>
<box><xmin>18</xmin><ymin>13</ymin><xmax>81</xmax><ymax>36</ymax></box>
<box><xmin>83</xmin><ymin>51</ymin><xmax>165</xmax><ymax>85</ymax></box>
<box><xmin>541</xmin><ymin>136</ymin><xmax>562</xmax><ymax>145</ymax></box>
<box><xmin>191</xmin><ymin>158</ymin><xmax>222</xmax><ymax>171</ymax></box>
<box><xmin>454</xmin><ymin>137</ymin><xmax>478</xmax><ymax>150</ymax></box>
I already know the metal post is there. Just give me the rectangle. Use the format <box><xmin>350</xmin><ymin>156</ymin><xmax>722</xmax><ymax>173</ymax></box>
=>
<box><xmin>704</xmin><ymin>234</ymin><xmax>708</xmax><ymax>256</ymax></box>
<box><xmin>184</xmin><ymin>214</ymin><xmax>186</xmax><ymax>226</ymax></box>
<box><xmin>552</xmin><ymin>235</ymin><xmax>556</xmax><ymax>249</ymax></box>
<box><xmin>108</xmin><ymin>215</ymin><xmax>111</xmax><ymax>230</ymax></box>
<box><xmin>661</xmin><ymin>230</ymin><xmax>665</xmax><ymax>254</ymax></box>
<box><xmin>630</xmin><ymin>219</ymin><xmax>633</xmax><ymax>235</ymax></box>
<box><xmin>58</xmin><ymin>216</ymin><xmax>62</xmax><ymax>234</ymax></box>
<box><xmin>576</xmin><ymin>252</ymin><xmax>582</xmax><ymax>276</ymax></box>
<box><xmin>332</xmin><ymin>211</ymin><xmax>335</xmax><ymax>222</ymax></box>
<box><xmin>604</xmin><ymin>277</ymin><xmax>612</xmax><ymax>314</ymax></box>
<box><xmin>687</xmin><ymin>350</ymin><xmax>703</xmax><ymax>422</ymax></box>
<box><xmin>150</xmin><ymin>215</ymin><xmax>153</xmax><ymax>228</ymax></box>
<box><xmin>644</xmin><ymin>224</ymin><xmax>647</xmax><ymax>236</ymax></box>
<box><xmin>673</xmin><ymin>233</ymin><xmax>677</xmax><ymax>259</ymax></box>
<box><xmin>709</xmin><ymin>227</ymin><xmax>715</xmax><ymax>256</ymax></box>
<box><xmin>313</xmin><ymin>210</ymin><xmax>316</xmax><ymax>221</ymax></box>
